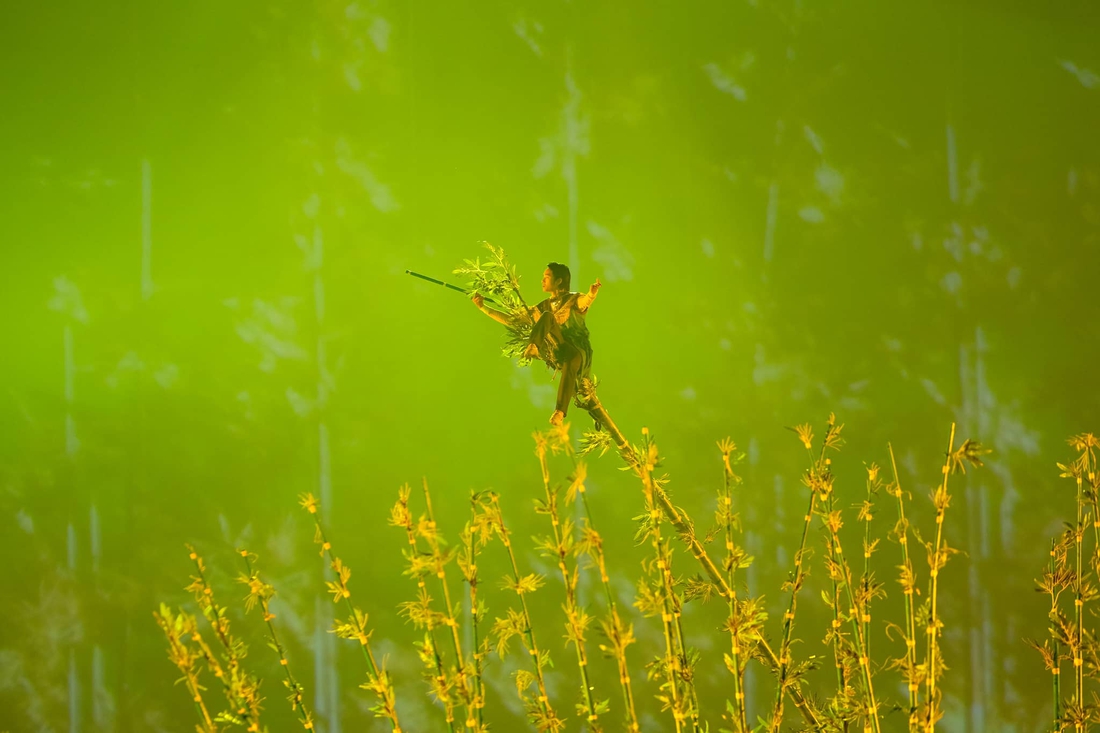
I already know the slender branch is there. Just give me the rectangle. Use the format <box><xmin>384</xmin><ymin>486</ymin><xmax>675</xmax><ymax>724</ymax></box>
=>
<box><xmin>888</xmin><ymin>443</ymin><xmax>920</xmax><ymax>729</ymax></box>
<box><xmin>238</xmin><ymin>551</ymin><xmax>315</xmax><ymax>731</ymax></box>
<box><xmin>577</xmin><ymin>386</ymin><xmax>824</xmax><ymax>730</ymax></box>
<box><xmin>299</xmin><ymin>493</ymin><xmax>402</xmax><ymax>731</ymax></box>
<box><xmin>533</xmin><ymin>431</ymin><xmax>602</xmax><ymax>729</ymax></box>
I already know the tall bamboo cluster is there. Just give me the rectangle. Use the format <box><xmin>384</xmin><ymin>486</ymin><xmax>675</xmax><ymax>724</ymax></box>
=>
<box><xmin>300</xmin><ymin>493</ymin><xmax>401</xmax><ymax>731</ymax></box>
<box><xmin>1030</xmin><ymin>433</ymin><xmax>1100</xmax><ymax>731</ymax></box>
<box><xmin>153</xmin><ymin>604</ymin><xmax>217</xmax><ymax>733</ymax></box>
<box><xmin>183</xmin><ymin>546</ymin><xmax>264</xmax><ymax>731</ymax></box>
<box><xmin>715</xmin><ymin>437</ymin><xmax>764</xmax><ymax>733</ymax></box>
<box><xmin>570</xmin><ymin>428</ymin><xmax>642</xmax><ymax>732</ymax></box>
<box><xmin>156</xmin><ymin>412</ymin><xmax>1002</xmax><ymax>732</ymax></box>
<box><xmin>630</xmin><ymin>428</ymin><xmax>703</xmax><ymax>732</ymax></box>
<box><xmin>389</xmin><ymin>481</ymin><xmax>481</xmax><ymax>732</ymax></box>
<box><xmin>483</xmin><ymin>490</ymin><xmax>565</xmax><ymax>732</ymax></box>
<box><xmin>237</xmin><ymin>551</ymin><xmax>315</xmax><ymax>730</ymax></box>
<box><xmin>533</xmin><ymin>428</ymin><xmax>607</xmax><ymax>730</ymax></box>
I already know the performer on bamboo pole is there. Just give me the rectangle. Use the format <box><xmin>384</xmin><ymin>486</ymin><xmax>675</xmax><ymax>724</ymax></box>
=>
<box><xmin>472</xmin><ymin>262</ymin><xmax>601</xmax><ymax>426</ymax></box>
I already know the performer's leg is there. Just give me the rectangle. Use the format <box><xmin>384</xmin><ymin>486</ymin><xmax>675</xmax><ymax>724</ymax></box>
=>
<box><xmin>550</xmin><ymin>345</ymin><xmax>583</xmax><ymax>425</ymax></box>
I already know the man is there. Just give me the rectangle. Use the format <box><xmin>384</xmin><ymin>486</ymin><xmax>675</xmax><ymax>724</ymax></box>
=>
<box><xmin>473</xmin><ymin>262</ymin><xmax>601</xmax><ymax>426</ymax></box>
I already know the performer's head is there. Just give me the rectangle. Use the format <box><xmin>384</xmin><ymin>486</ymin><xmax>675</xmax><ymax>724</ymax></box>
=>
<box><xmin>543</xmin><ymin>262</ymin><xmax>571</xmax><ymax>293</ymax></box>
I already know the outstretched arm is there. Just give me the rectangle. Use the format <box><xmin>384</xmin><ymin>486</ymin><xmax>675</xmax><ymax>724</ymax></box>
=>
<box><xmin>472</xmin><ymin>293</ymin><xmax>515</xmax><ymax>326</ymax></box>
<box><xmin>576</xmin><ymin>278</ymin><xmax>602</xmax><ymax>311</ymax></box>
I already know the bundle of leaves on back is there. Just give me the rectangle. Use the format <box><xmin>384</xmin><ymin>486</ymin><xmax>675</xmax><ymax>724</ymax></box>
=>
<box><xmin>453</xmin><ymin>242</ymin><xmax>535</xmax><ymax>362</ymax></box>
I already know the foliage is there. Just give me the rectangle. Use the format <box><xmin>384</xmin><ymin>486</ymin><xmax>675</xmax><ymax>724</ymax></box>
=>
<box><xmin>160</xmin><ymin>406</ymin><xmax>1100</xmax><ymax>733</ymax></box>
<box><xmin>453</xmin><ymin>242</ymin><xmax>537</xmax><ymax>362</ymax></box>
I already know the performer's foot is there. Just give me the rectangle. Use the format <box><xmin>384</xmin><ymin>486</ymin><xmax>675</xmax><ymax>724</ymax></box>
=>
<box><xmin>524</xmin><ymin>343</ymin><xmax>540</xmax><ymax>359</ymax></box>
<box><xmin>549</xmin><ymin>410</ymin><xmax>565</xmax><ymax>426</ymax></box>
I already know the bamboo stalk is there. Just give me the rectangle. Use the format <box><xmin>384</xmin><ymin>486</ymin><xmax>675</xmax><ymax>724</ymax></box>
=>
<box><xmin>389</xmin><ymin>485</ymin><xmax>458</xmax><ymax>733</ymax></box>
<box><xmin>153</xmin><ymin>605</ymin><xmax>218</xmax><ymax>733</ymax></box>
<box><xmin>888</xmin><ymin>443</ymin><xmax>920</xmax><ymax>730</ymax></box>
<box><xmin>459</xmin><ymin>494</ymin><xmax>490</xmax><ymax>731</ymax></box>
<box><xmin>533</xmin><ymin>433</ymin><xmax>601</xmax><ymax>728</ymax></box>
<box><xmin>420</xmin><ymin>479</ymin><xmax>482</xmax><ymax>730</ymax></box>
<box><xmin>567</xmin><ymin>450</ymin><xmax>641</xmax><ymax>732</ymax></box>
<box><xmin>823</xmin><ymin>505</ymin><xmax>882</xmax><ymax>733</ymax></box>
<box><xmin>1051</xmin><ymin>538</ymin><xmax>1062</xmax><ymax>730</ymax></box>
<box><xmin>718</xmin><ymin>438</ymin><xmax>750</xmax><ymax>733</ymax></box>
<box><xmin>823</xmin><ymin>475</ymin><xmax>851</xmax><ymax>709</ymax></box>
<box><xmin>577</xmin><ymin>388</ymin><xmax>824</xmax><ymax>730</ymax></box>
<box><xmin>923</xmin><ymin>423</ymin><xmax>956</xmax><ymax>733</ymax></box>
<box><xmin>299</xmin><ymin>493</ymin><xmax>402</xmax><ymax>731</ymax></box>
<box><xmin>238</xmin><ymin>551</ymin><xmax>315</xmax><ymax>731</ymax></box>
<box><xmin>487</xmin><ymin>492</ymin><xmax>562</xmax><ymax>729</ymax></box>
<box><xmin>185</xmin><ymin>546</ymin><xmax>263</xmax><ymax>732</ymax></box>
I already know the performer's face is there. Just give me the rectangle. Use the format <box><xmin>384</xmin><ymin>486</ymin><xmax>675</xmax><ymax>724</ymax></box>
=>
<box><xmin>541</xmin><ymin>268</ymin><xmax>558</xmax><ymax>293</ymax></box>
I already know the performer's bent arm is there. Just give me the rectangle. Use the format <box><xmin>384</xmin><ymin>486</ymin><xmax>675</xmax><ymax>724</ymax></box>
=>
<box><xmin>576</xmin><ymin>278</ymin><xmax>602</xmax><ymax>312</ymax></box>
<box><xmin>472</xmin><ymin>293</ymin><xmax>515</xmax><ymax>326</ymax></box>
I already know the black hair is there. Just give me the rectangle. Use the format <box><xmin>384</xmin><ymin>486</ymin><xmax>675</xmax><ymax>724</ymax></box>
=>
<box><xmin>546</xmin><ymin>262</ymin><xmax>571</xmax><ymax>291</ymax></box>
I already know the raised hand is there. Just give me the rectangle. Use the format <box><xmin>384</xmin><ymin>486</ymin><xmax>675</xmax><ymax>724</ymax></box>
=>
<box><xmin>589</xmin><ymin>278</ymin><xmax>602</xmax><ymax>296</ymax></box>
<box><xmin>472</xmin><ymin>292</ymin><xmax>484</xmax><ymax>309</ymax></box>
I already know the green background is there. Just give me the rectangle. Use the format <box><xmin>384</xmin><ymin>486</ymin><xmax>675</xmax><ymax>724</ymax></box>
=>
<box><xmin>1</xmin><ymin>0</ymin><xmax>1098</xmax><ymax>731</ymax></box>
